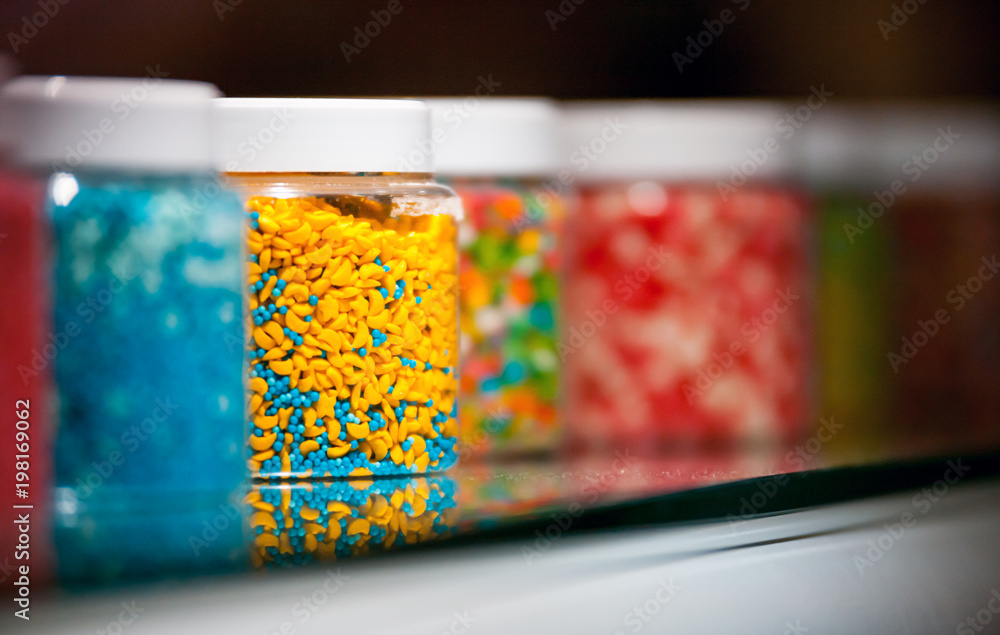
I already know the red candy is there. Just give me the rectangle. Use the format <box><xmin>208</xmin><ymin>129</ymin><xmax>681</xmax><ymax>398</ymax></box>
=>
<box><xmin>565</xmin><ymin>183</ymin><xmax>812</xmax><ymax>450</ymax></box>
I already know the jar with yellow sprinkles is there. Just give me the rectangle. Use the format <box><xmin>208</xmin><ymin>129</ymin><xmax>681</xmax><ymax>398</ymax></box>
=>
<box><xmin>213</xmin><ymin>99</ymin><xmax>462</xmax><ymax>479</ymax></box>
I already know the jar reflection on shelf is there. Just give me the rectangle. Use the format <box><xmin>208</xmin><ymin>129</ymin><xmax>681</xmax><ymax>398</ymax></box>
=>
<box><xmin>53</xmin><ymin>489</ymin><xmax>250</xmax><ymax>586</ymax></box>
<box><xmin>246</xmin><ymin>477</ymin><xmax>458</xmax><ymax>568</ymax></box>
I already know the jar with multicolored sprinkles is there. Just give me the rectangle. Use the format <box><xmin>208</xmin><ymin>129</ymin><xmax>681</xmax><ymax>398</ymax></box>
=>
<box><xmin>422</xmin><ymin>99</ymin><xmax>566</xmax><ymax>457</ymax></box>
<box><xmin>213</xmin><ymin>99</ymin><xmax>462</xmax><ymax>479</ymax></box>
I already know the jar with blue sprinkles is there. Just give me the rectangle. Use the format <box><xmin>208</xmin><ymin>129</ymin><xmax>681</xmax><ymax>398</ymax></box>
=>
<box><xmin>2</xmin><ymin>76</ymin><xmax>247</xmax><ymax>501</ymax></box>
<box><xmin>212</xmin><ymin>98</ymin><xmax>462</xmax><ymax>480</ymax></box>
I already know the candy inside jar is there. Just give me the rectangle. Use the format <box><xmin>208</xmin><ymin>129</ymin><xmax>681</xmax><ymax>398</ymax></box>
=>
<box><xmin>213</xmin><ymin>98</ymin><xmax>464</xmax><ymax>478</ymax></box>
<box><xmin>563</xmin><ymin>102</ymin><xmax>815</xmax><ymax>450</ymax></box>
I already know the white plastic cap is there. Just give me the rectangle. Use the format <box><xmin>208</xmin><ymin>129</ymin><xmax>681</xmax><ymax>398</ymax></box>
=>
<box><xmin>212</xmin><ymin>98</ymin><xmax>431</xmax><ymax>173</ymax></box>
<box><xmin>562</xmin><ymin>100</ymin><xmax>795</xmax><ymax>183</ymax></box>
<box><xmin>802</xmin><ymin>104</ymin><xmax>1000</xmax><ymax>192</ymax></box>
<box><xmin>0</xmin><ymin>75</ymin><xmax>220</xmax><ymax>172</ymax></box>
<box><xmin>420</xmin><ymin>98</ymin><xmax>562</xmax><ymax>177</ymax></box>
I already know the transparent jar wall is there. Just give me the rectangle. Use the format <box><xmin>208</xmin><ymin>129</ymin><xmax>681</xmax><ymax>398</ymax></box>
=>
<box><xmin>49</xmin><ymin>171</ymin><xmax>247</xmax><ymax>500</ymax></box>
<box><xmin>235</xmin><ymin>174</ymin><xmax>461</xmax><ymax>479</ymax></box>
<box><xmin>565</xmin><ymin>182</ymin><xmax>813</xmax><ymax>450</ymax></box>
<box><xmin>446</xmin><ymin>177</ymin><xmax>565</xmax><ymax>458</ymax></box>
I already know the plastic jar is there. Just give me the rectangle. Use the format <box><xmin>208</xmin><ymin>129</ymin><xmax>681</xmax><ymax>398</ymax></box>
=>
<box><xmin>562</xmin><ymin>102</ymin><xmax>814</xmax><ymax>450</ymax></box>
<box><xmin>423</xmin><ymin>98</ymin><xmax>565</xmax><ymax>457</ymax></box>
<box><xmin>2</xmin><ymin>76</ymin><xmax>247</xmax><ymax>500</ymax></box>
<box><xmin>212</xmin><ymin>98</ymin><xmax>462</xmax><ymax>479</ymax></box>
<box><xmin>805</xmin><ymin>105</ymin><xmax>1000</xmax><ymax>450</ymax></box>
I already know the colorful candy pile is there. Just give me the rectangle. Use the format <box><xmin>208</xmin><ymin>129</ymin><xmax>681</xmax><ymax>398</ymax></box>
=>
<box><xmin>247</xmin><ymin>477</ymin><xmax>457</xmax><ymax>567</ymax></box>
<box><xmin>565</xmin><ymin>184</ymin><xmax>812</xmax><ymax>448</ymax></box>
<box><xmin>50</xmin><ymin>173</ymin><xmax>247</xmax><ymax>496</ymax></box>
<box><xmin>455</xmin><ymin>183</ymin><xmax>564</xmax><ymax>455</ymax></box>
<box><xmin>246</xmin><ymin>195</ymin><xmax>460</xmax><ymax>478</ymax></box>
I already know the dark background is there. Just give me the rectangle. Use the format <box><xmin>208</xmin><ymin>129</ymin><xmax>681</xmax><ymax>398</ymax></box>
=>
<box><xmin>1</xmin><ymin>0</ymin><xmax>997</xmax><ymax>100</ymax></box>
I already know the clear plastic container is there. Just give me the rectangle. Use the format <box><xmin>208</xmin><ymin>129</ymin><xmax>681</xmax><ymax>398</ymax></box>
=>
<box><xmin>213</xmin><ymin>99</ymin><xmax>462</xmax><ymax>479</ymax></box>
<box><xmin>562</xmin><ymin>102</ymin><xmax>814</xmax><ymax>450</ymax></box>
<box><xmin>1</xmin><ymin>76</ymin><xmax>247</xmax><ymax>501</ymax></box>
<box><xmin>424</xmin><ymin>98</ymin><xmax>566</xmax><ymax>457</ymax></box>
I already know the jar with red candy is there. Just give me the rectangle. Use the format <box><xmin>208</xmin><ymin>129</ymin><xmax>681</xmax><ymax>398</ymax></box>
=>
<box><xmin>562</xmin><ymin>102</ymin><xmax>814</xmax><ymax>451</ymax></box>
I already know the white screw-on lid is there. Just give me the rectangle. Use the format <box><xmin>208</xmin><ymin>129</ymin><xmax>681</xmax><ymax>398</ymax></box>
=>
<box><xmin>562</xmin><ymin>100</ymin><xmax>795</xmax><ymax>183</ymax></box>
<box><xmin>0</xmin><ymin>75</ymin><xmax>220</xmax><ymax>172</ymax></box>
<box><xmin>802</xmin><ymin>104</ymin><xmax>1000</xmax><ymax>192</ymax></box>
<box><xmin>419</xmin><ymin>98</ymin><xmax>562</xmax><ymax>177</ymax></box>
<box><xmin>212</xmin><ymin>98</ymin><xmax>431</xmax><ymax>173</ymax></box>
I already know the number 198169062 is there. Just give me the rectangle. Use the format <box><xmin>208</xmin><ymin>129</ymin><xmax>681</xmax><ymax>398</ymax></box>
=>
<box><xmin>14</xmin><ymin>400</ymin><xmax>31</xmax><ymax>498</ymax></box>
